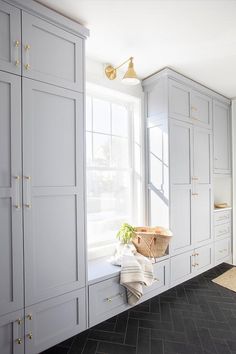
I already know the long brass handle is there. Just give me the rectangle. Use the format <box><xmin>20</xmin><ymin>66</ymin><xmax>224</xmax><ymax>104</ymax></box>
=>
<box><xmin>14</xmin><ymin>40</ymin><xmax>20</xmax><ymax>67</ymax></box>
<box><xmin>25</xmin><ymin>176</ymin><xmax>32</xmax><ymax>209</ymax></box>
<box><xmin>24</xmin><ymin>44</ymin><xmax>31</xmax><ymax>71</ymax></box>
<box><xmin>14</xmin><ymin>176</ymin><xmax>20</xmax><ymax>209</ymax></box>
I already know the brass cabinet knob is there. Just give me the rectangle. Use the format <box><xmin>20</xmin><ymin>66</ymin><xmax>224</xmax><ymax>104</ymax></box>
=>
<box><xmin>16</xmin><ymin>338</ymin><xmax>22</xmax><ymax>345</ymax></box>
<box><xmin>14</xmin><ymin>175</ymin><xmax>20</xmax><ymax>180</ymax></box>
<box><xmin>25</xmin><ymin>44</ymin><xmax>31</xmax><ymax>50</ymax></box>
<box><xmin>192</xmin><ymin>176</ymin><xmax>199</xmax><ymax>181</ymax></box>
<box><xmin>25</xmin><ymin>204</ymin><xmax>32</xmax><ymax>208</ymax></box>
<box><xmin>27</xmin><ymin>332</ymin><xmax>33</xmax><ymax>340</ymax></box>
<box><xmin>15</xmin><ymin>205</ymin><xmax>20</xmax><ymax>209</ymax></box>
<box><xmin>106</xmin><ymin>298</ymin><xmax>112</xmax><ymax>302</ymax></box>
<box><xmin>15</xmin><ymin>40</ymin><xmax>20</xmax><ymax>47</ymax></box>
<box><xmin>192</xmin><ymin>193</ymin><xmax>199</xmax><ymax>196</ymax></box>
<box><xmin>25</xmin><ymin>176</ymin><xmax>31</xmax><ymax>180</ymax></box>
<box><xmin>15</xmin><ymin>60</ymin><xmax>20</xmax><ymax>66</ymax></box>
<box><xmin>17</xmin><ymin>318</ymin><xmax>22</xmax><ymax>325</ymax></box>
<box><xmin>27</xmin><ymin>314</ymin><xmax>33</xmax><ymax>320</ymax></box>
<box><xmin>24</xmin><ymin>64</ymin><xmax>31</xmax><ymax>70</ymax></box>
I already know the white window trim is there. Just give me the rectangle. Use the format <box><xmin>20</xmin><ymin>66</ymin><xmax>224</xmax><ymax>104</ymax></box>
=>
<box><xmin>86</xmin><ymin>82</ymin><xmax>145</xmax><ymax>260</ymax></box>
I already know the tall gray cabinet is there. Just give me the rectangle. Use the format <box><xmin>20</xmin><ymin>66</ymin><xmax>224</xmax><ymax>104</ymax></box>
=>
<box><xmin>143</xmin><ymin>68</ymin><xmax>232</xmax><ymax>287</ymax></box>
<box><xmin>0</xmin><ymin>1</ymin><xmax>89</xmax><ymax>353</ymax></box>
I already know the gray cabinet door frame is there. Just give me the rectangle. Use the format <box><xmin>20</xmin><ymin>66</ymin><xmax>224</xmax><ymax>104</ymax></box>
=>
<box><xmin>23</xmin><ymin>78</ymin><xmax>85</xmax><ymax>306</ymax></box>
<box><xmin>0</xmin><ymin>310</ymin><xmax>24</xmax><ymax>354</ymax></box>
<box><xmin>25</xmin><ymin>289</ymin><xmax>86</xmax><ymax>354</ymax></box>
<box><xmin>0</xmin><ymin>71</ymin><xmax>23</xmax><ymax>316</ymax></box>
<box><xmin>0</xmin><ymin>1</ymin><xmax>21</xmax><ymax>75</ymax></box>
<box><xmin>213</xmin><ymin>100</ymin><xmax>231</xmax><ymax>174</ymax></box>
<box><xmin>22</xmin><ymin>11</ymin><xmax>83</xmax><ymax>92</ymax></box>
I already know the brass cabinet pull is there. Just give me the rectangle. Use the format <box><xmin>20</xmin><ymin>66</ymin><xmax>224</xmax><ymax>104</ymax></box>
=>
<box><xmin>192</xmin><ymin>176</ymin><xmax>199</xmax><ymax>181</ymax></box>
<box><xmin>105</xmin><ymin>293</ymin><xmax>124</xmax><ymax>302</ymax></box>
<box><xmin>25</xmin><ymin>44</ymin><xmax>31</xmax><ymax>50</ymax></box>
<box><xmin>16</xmin><ymin>338</ymin><xmax>22</xmax><ymax>345</ymax></box>
<box><xmin>14</xmin><ymin>40</ymin><xmax>20</xmax><ymax>67</ymax></box>
<box><xmin>13</xmin><ymin>175</ymin><xmax>20</xmax><ymax>209</ymax></box>
<box><xmin>27</xmin><ymin>314</ymin><xmax>33</xmax><ymax>320</ymax></box>
<box><xmin>25</xmin><ymin>176</ymin><xmax>32</xmax><ymax>208</ymax></box>
<box><xmin>27</xmin><ymin>332</ymin><xmax>33</xmax><ymax>340</ymax></box>
<box><xmin>24</xmin><ymin>64</ymin><xmax>31</xmax><ymax>70</ymax></box>
<box><xmin>16</xmin><ymin>318</ymin><xmax>22</xmax><ymax>325</ymax></box>
<box><xmin>192</xmin><ymin>193</ymin><xmax>198</xmax><ymax>196</ymax></box>
<box><xmin>191</xmin><ymin>106</ymin><xmax>198</xmax><ymax>111</ymax></box>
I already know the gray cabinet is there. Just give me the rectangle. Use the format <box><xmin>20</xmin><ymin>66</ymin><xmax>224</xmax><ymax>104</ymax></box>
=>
<box><xmin>0</xmin><ymin>310</ymin><xmax>24</xmax><ymax>354</ymax></box>
<box><xmin>0</xmin><ymin>1</ymin><xmax>21</xmax><ymax>75</ymax></box>
<box><xmin>0</xmin><ymin>71</ymin><xmax>23</xmax><ymax>317</ymax></box>
<box><xmin>191</xmin><ymin>89</ymin><xmax>212</xmax><ymax>129</ymax></box>
<box><xmin>25</xmin><ymin>289</ymin><xmax>86</xmax><ymax>354</ymax></box>
<box><xmin>169</xmin><ymin>79</ymin><xmax>212</xmax><ymax>129</ymax></box>
<box><xmin>22</xmin><ymin>12</ymin><xmax>83</xmax><ymax>91</ymax></box>
<box><xmin>0</xmin><ymin>0</ymin><xmax>88</xmax><ymax>352</ymax></box>
<box><xmin>213</xmin><ymin>100</ymin><xmax>231</xmax><ymax>174</ymax></box>
<box><xmin>22</xmin><ymin>79</ymin><xmax>85</xmax><ymax>306</ymax></box>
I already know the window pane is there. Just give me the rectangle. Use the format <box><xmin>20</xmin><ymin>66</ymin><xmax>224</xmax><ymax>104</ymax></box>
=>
<box><xmin>87</xmin><ymin>170</ymin><xmax>131</xmax><ymax>245</ymax></box>
<box><xmin>112</xmin><ymin>103</ymin><xmax>128</xmax><ymax>137</ymax></box>
<box><xmin>93</xmin><ymin>98</ymin><xmax>111</xmax><ymax>134</ymax></box>
<box><xmin>93</xmin><ymin>133</ymin><xmax>110</xmax><ymax>167</ymax></box>
<box><xmin>111</xmin><ymin>136</ymin><xmax>129</xmax><ymax>168</ymax></box>
<box><xmin>86</xmin><ymin>132</ymin><xmax>92</xmax><ymax>166</ymax></box>
<box><xmin>86</xmin><ymin>96</ymin><xmax>92</xmax><ymax>131</ymax></box>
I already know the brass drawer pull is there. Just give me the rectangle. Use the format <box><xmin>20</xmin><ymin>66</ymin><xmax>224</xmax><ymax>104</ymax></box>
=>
<box><xmin>16</xmin><ymin>338</ymin><xmax>22</xmax><ymax>345</ymax></box>
<box><xmin>105</xmin><ymin>293</ymin><xmax>124</xmax><ymax>302</ymax></box>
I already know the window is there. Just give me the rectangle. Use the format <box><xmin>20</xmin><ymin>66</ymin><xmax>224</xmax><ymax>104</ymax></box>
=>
<box><xmin>86</xmin><ymin>88</ymin><xmax>143</xmax><ymax>255</ymax></box>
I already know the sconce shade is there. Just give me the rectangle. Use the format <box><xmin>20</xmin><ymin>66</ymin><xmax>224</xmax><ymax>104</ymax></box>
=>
<box><xmin>122</xmin><ymin>58</ymin><xmax>140</xmax><ymax>85</ymax></box>
<box><xmin>104</xmin><ymin>57</ymin><xmax>140</xmax><ymax>85</ymax></box>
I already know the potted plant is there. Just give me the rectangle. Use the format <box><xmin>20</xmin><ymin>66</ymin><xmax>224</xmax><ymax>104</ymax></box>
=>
<box><xmin>116</xmin><ymin>223</ymin><xmax>136</xmax><ymax>244</ymax></box>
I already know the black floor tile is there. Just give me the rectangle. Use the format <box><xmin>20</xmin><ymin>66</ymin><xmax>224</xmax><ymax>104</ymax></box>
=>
<box><xmin>40</xmin><ymin>263</ymin><xmax>236</xmax><ymax>354</ymax></box>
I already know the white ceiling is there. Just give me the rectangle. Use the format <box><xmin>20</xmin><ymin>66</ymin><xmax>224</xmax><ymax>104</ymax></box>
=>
<box><xmin>37</xmin><ymin>0</ymin><xmax>236</xmax><ymax>98</ymax></box>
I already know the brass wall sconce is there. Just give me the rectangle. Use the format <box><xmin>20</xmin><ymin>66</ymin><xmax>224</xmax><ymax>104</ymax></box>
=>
<box><xmin>105</xmin><ymin>57</ymin><xmax>140</xmax><ymax>85</ymax></box>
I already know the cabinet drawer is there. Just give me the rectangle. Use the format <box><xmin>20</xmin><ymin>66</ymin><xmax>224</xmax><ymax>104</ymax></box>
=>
<box><xmin>215</xmin><ymin>238</ymin><xmax>231</xmax><ymax>263</ymax></box>
<box><xmin>89</xmin><ymin>259</ymin><xmax>170</xmax><ymax>327</ymax></box>
<box><xmin>141</xmin><ymin>259</ymin><xmax>170</xmax><ymax>302</ymax></box>
<box><xmin>89</xmin><ymin>277</ymin><xmax>128</xmax><ymax>327</ymax></box>
<box><xmin>214</xmin><ymin>210</ymin><xmax>231</xmax><ymax>225</ymax></box>
<box><xmin>194</xmin><ymin>244</ymin><xmax>213</xmax><ymax>274</ymax></box>
<box><xmin>170</xmin><ymin>251</ymin><xmax>193</xmax><ymax>286</ymax></box>
<box><xmin>215</xmin><ymin>223</ymin><xmax>231</xmax><ymax>239</ymax></box>
<box><xmin>25</xmin><ymin>288</ymin><xmax>86</xmax><ymax>354</ymax></box>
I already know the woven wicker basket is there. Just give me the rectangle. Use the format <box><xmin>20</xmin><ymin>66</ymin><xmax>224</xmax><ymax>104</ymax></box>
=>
<box><xmin>132</xmin><ymin>226</ymin><xmax>172</xmax><ymax>258</ymax></box>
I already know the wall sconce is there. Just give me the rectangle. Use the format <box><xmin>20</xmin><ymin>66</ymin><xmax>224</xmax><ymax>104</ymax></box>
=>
<box><xmin>105</xmin><ymin>57</ymin><xmax>140</xmax><ymax>85</ymax></box>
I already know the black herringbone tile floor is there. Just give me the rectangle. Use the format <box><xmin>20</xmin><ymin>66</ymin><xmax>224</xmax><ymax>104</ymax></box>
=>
<box><xmin>41</xmin><ymin>263</ymin><xmax>236</xmax><ymax>354</ymax></box>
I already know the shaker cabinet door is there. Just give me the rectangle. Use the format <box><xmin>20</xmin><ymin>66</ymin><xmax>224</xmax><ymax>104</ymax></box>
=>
<box><xmin>193</xmin><ymin>127</ymin><xmax>212</xmax><ymax>184</ymax></box>
<box><xmin>0</xmin><ymin>1</ymin><xmax>21</xmax><ymax>75</ymax></box>
<box><xmin>23</xmin><ymin>79</ymin><xmax>85</xmax><ymax>306</ymax></box>
<box><xmin>191</xmin><ymin>90</ymin><xmax>212</xmax><ymax>129</ymax></box>
<box><xmin>22</xmin><ymin>12</ymin><xmax>83</xmax><ymax>91</ymax></box>
<box><xmin>169</xmin><ymin>79</ymin><xmax>191</xmax><ymax>122</ymax></box>
<box><xmin>213</xmin><ymin>100</ymin><xmax>231</xmax><ymax>174</ymax></box>
<box><xmin>25</xmin><ymin>289</ymin><xmax>86</xmax><ymax>354</ymax></box>
<box><xmin>0</xmin><ymin>72</ymin><xmax>23</xmax><ymax>316</ymax></box>
<box><xmin>0</xmin><ymin>310</ymin><xmax>24</xmax><ymax>354</ymax></box>
<box><xmin>192</xmin><ymin>185</ymin><xmax>212</xmax><ymax>245</ymax></box>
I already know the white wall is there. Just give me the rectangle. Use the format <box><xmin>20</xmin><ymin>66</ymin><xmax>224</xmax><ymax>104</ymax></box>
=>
<box><xmin>232</xmin><ymin>99</ymin><xmax>236</xmax><ymax>264</ymax></box>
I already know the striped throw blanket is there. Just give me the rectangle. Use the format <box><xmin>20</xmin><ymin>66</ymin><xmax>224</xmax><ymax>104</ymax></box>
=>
<box><xmin>120</xmin><ymin>253</ymin><xmax>154</xmax><ymax>306</ymax></box>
